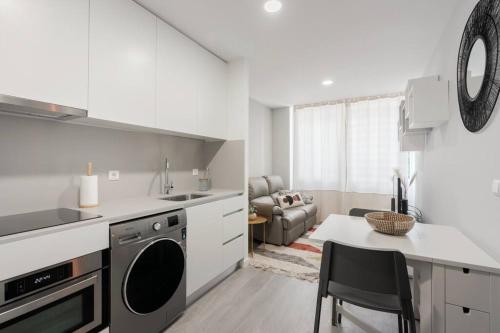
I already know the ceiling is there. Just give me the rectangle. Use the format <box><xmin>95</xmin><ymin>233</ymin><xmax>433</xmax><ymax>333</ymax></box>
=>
<box><xmin>137</xmin><ymin>0</ymin><xmax>460</xmax><ymax>108</ymax></box>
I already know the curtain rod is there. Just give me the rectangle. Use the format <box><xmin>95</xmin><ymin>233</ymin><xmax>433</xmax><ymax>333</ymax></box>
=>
<box><xmin>294</xmin><ymin>91</ymin><xmax>404</xmax><ymax>110</ymax></box>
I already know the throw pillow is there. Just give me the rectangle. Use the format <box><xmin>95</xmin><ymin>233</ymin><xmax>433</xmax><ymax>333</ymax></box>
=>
<box><xmin>276</xmin><ymin>192</ymin><xmax>305</xmax><ymax>209</ymax></box>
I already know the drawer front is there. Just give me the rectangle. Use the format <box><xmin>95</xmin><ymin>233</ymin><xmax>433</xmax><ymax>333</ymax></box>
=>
<box><xmin>445</xmin><ymin>304</ymin><xmax>489</xmax><ymax>333</ymax></box>
<box><xmin>223</xmin><ymin>211</ymin><xmax>245</xmax><ymax>243</ymax></box>
<box><xmin>223</xmin><ymin>235</ymin><xmax>244</xmax><ymax>269</ymax></box>
<box><xmin>445</xmin><ymin>266</ymin><xmax>490</xmax><ymax>312</ymax></box>
<box><xmin>223</xmin><ymin>195</ymin><xmax>244</xmax><ymax>216</ymax></box>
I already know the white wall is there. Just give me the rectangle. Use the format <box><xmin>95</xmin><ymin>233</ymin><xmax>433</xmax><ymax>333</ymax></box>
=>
<box><xmin>249</xmin><ymin>99</ymin><xmax>273</xmax><ymax>177</ymax></box>
<box><xmin>0</xmin><ymin>114</ymin><xmax>205</xmax><ymax>215</ymax></box>
<box><xmin>272</xmin><ymin>107</ymin><xmax>292</xmax><ymax>189</ymax></box>
<box><xmin>418</xmin><ymin>0</ymin><xmax>500</xmax><ymax>261</ymax></box>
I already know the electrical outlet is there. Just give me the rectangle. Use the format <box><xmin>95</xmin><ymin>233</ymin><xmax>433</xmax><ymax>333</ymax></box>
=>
<box><xmin>192</xmin><ymin>169</ymin><xmax>199</xmax><ymax>176</ymax></box>
<box><xmin>108</xmin><ymin>170</ymin><xmax>120</xmax><ymax>181</ymax></box>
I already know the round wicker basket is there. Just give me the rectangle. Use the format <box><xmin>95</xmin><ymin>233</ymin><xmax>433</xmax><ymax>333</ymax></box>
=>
<box><xmin>365</xmin><ymin>212</ymin><xmax>415</xmax><ymax>236</ymax></box>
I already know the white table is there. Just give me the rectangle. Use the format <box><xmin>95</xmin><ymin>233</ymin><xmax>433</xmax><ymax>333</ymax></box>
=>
<box><xmin>310</xmin><ymin>214</ymin><xmax>500</xmax><ymax>333</ymax></box>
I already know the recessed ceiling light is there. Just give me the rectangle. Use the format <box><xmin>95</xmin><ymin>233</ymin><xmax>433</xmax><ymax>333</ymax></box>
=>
<box><xmin>322</xmin><ymin>79</ymin><xmax>334</xmax><ymax>86</ymax></box>
<box><xmin>264</xmin><ymin>0</ymin><xmax>282</xmax><ymax>13</ymax></box>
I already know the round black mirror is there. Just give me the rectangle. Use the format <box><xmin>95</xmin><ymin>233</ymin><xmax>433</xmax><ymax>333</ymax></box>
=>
<box><xmin>457</xmin><ymin>0</ymin><xmax>500</xmax><ymax>132</ymax></box>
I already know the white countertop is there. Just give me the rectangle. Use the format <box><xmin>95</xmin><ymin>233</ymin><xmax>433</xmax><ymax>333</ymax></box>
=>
<box><xmin>0</xmin><ymin>189</ymin><xmax>242</xmax><ymax>281</ymax></box>
<box><xmin>310</xmin><ymin>214</ymin><xmax>500</xmax><ymax>274</ymax></box>
<box><xmin>78</xmin><ymin>188</ymin><xmax>243</xmax><ymax>225</ymax></box>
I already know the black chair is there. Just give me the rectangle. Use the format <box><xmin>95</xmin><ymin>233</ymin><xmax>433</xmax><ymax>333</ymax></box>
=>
<box><xmin>313</xmin><ymin>241</ymin><xmax>416</xmax><ymax>333</ymax></box>
<box><xmin>349</xmin><ymin>208</ymin><xmax>382</xmax><ymax>217</ymax></box>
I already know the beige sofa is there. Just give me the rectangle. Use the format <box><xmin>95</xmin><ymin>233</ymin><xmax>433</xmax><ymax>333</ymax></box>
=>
<box><xmin>248</xmin><ymin>175</ymin><xmax>317</xmax><ymax>246</ymax></box>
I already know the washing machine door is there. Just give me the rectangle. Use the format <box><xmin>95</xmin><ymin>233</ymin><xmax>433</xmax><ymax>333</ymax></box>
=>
<box><xmin>123</xmin><ymin>238</ymin><xmax>185</xmax><ymax>315</ymax></box>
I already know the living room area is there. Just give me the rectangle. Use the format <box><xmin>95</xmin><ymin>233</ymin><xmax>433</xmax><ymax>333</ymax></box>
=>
<box><xmin>247</xmin><ymin>91</ymin><xmax>418</xmax><ymax>280</ymax></box>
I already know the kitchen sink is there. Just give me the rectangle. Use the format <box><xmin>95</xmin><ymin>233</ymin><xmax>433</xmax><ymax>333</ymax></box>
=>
<box><xmin>160</xmin><ymin>193</ymin><xmax>212</xmax><ymax>201</ymax></box>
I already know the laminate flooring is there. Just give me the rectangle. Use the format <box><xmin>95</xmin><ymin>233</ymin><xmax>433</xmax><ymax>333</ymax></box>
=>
<box><xmin>166</xmin><ymin>266</ymin><xmax>418</xmax><ymax>333</ymax></box>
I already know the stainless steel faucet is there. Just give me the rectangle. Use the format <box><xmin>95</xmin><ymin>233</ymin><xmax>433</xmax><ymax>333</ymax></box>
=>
<box><xmin>164</xmin><ymin>157</ymin><xmax>174</xmax><ymax>195</ymax></box>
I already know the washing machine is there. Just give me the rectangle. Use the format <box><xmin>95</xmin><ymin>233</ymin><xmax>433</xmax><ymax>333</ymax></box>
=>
<box><xmin>109</xmin><ymin>209</ymin><xmax>187</xmax><ymax>333</ymax></box>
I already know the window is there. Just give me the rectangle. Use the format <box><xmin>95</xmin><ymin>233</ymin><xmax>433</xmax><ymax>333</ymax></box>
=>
<box><xmin>293</xmin><ymin>95</ymin><xmax>402</xmax><ymax>195</ymax></box>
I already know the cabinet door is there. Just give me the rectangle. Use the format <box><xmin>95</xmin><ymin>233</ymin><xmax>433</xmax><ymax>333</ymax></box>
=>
<box><xmin>0</xmin><ymin>0</ymin><xmax>89</xmax><ymax>109</ymax></box>
<box><xmin>196</xmin><ymin>49</ymin><xmax>228</xmax><ymax>140</ymax></box>
<box><xmin>156</xmin><ymin>20</ymin><xmax>198</xmax><ymax>135</ymax></box>
<box><xmin>89</xmin><ymin>0</ymin><xmax>156</xmax><ymax>127</ymax></box>
<box><xmin>186</xmin><ymin>201</ymin><xmax>223</xmax><ymax>296</ymax></box>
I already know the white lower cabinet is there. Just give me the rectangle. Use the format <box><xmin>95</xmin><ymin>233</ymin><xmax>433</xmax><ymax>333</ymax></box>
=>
<box><xmin>446</xmin><ymin>304</ymin><xmax>489</xmax><ymax>333</ymax></box>
<box><xmin>223</xmin><ymin>236</ymin><xmax>244</xmax><ymax>270</ymax></box>
<box><xmin>186</xmin><ymin>196</ymin><xmax>244</xmax><ymax>297</ymax></box>
<box><xmin>186</xmin><ymin>200</ymin><xmax>224</xmax><ymax>296</ymax></box>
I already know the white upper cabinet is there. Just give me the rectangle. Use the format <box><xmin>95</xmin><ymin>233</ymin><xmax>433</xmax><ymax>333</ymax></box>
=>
<box><xmin>89</xmin><ymin>0</ymin><xmax>157</xmax><ymax>128</ymax></box>
<box><xmin>0</xmin><ymin>0</ymin><xmax>89</xmax><ymax>109</ymax></box>
<box><xmin>196</xmin><ymin>48</ymin><xmax>228</xmax><ymax>140</ymax></box>
<box><xmin>405</xmin><ymin>76</ymin><xmax>449</xmax><ymax>130</ymax></box>
<box><xmin>156</xmin><ymin>20</ymin><xmax>198</xmax><ymax>135</ymax></box>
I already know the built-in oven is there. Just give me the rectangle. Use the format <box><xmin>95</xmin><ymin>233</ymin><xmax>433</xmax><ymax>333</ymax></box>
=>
<box><xmin>0</xmin><ymin>251</ymin><xmax>106</xmax><ymax>333</ymax></box>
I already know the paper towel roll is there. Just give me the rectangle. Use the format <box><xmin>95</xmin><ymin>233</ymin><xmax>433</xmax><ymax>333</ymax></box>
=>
<box><xmin>80</xmin><ymin>175</ymin><xmax>98</xmax><ymax>208</ymax></box>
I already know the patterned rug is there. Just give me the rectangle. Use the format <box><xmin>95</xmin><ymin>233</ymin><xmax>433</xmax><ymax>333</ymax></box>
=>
<box><xmin>249</xmin><ymin>226</ymin><xmax>322</xmax><ymax>283</ymax></box>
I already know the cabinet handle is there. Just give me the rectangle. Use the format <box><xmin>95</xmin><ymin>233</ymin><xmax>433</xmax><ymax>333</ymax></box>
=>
<box><xmin>462</xmin><ymin>268</ymin><xmax>470</xmax><ymax>274</ymax></box>
<box><xmin>462</xmin><ymin>307</ymin><xmax>470</xmax><ymax>314</ymax></box>
<box><xmin>223</xmin><ymin>209</ymin><xmax>243</xmax><ymax>217</ymax></box>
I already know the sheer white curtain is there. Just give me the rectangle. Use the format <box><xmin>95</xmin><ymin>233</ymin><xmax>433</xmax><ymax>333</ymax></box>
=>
<box><xmin>346</xmin><ymin>97</ymin><xmax>401</xmax><ymax>194</ymax></box>
<box><xmin>293</xmin><ymin>96</ymin><xmax>402</xmax><ymax>195</ymax></box>
<box><xmin>293</xmin><ymin>103</ymin><xmax>346</xmax><ymax>190</ymax></box>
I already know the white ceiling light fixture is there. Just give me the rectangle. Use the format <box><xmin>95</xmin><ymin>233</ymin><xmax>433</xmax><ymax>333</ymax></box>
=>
<box><xmin>322</xmin><ymin>79</ymin><xmax>334</xmax><ymax>86</ymax></box>
<box><xmin>264</xmin><ymin>0</ymin><xmax>282</xmax><ymax>13</ymax></box>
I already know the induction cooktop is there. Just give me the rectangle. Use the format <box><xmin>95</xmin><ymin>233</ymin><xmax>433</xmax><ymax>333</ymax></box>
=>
<box><xmin>0</xmin><ymin>208</ymin><xmax>102</xmax><ymax>238</ymax></box>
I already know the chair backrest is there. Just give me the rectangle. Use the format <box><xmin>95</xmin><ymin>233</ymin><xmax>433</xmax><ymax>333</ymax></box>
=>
<box><xmin>319</xmin><ymin>241</ymin><xmax>412</xmax><ymax>301</ymax></box>
<box><xmin>349</xmin><ymin>208</ymin><xmax>383</xmax><ymax>217</ymax></box>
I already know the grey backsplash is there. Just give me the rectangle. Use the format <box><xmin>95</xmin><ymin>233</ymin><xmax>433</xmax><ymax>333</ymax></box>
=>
<box><xmin>0</xmin><ymin>114</ymin><xmax>242</xmax><ymax>216</ymax></box>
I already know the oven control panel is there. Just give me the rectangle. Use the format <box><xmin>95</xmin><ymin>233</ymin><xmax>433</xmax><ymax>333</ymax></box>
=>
<box><xmin>5</xmin><ymin>262</ymin><xmax>73</xmax><ymax>301</ymax></box>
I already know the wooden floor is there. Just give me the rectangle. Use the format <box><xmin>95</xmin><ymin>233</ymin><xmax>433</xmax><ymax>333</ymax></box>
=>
<box><xmin>167</xmin><ymin>266</ymin><xmax>417</xmax><ymax>333</ymax></box>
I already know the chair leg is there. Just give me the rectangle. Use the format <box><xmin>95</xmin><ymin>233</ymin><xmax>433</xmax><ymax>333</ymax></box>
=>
<box><xmin>404</xmin><ymin>319</ymin><xmax>408</xmax><ymax>333</ymax></box>
<box><xmin>331</xmin><ymin>297</ymin><xmax>337</xmax><ymax>326</ymax></box>
<box><xmin>313</xmin><ymin>290</ymin><xmax>322</xmax><ymax>333</ymax></box>
<box><xmin>397</xmin><ymin>315</ymin><xmax>403</xmax><ymax>333</ymax></box>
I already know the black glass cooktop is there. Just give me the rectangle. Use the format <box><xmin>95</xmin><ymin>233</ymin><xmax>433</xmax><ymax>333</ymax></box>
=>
<box><xmin>0</xmin><ymin>208</ymin><xmax>102</xmax><ymax>238</ymax></box>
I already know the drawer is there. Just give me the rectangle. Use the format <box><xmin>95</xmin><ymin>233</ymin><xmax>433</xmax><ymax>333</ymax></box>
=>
<box><xmin>223</xmin><ymin>195</ymin><xmax>244</xmax><ymax>215</ymax></box>
<box><xmin>445</xmin><ymin>266</ymin><xmax>490</xmax><ymax>312</ymax></box>
<box><xmin>223</xmin><ymin>235</ymin><xmax>244</xmax><ymax>269</ymax></box>
<box><xmin>445</xmin><ymin>304</ymin><xmax>489</xmax><ymax>333</ymax></box>
<box><xmin>222</xmin><ymin>211</ymin><xmax>245</xmax><ymax>243</ymax></box>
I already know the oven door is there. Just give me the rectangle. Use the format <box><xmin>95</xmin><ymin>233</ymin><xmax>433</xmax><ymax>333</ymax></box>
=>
<box><xmin>0</xmin><ymin>271</ymin><xmax>102</xmax><ymax>333</ymax></box>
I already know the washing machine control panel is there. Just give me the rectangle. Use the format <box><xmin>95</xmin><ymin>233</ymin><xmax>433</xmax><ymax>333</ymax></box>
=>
<box><xmin>152</xmin><ymin>222</ymin><xmax>162</xmax><ymax>231</ymax></box>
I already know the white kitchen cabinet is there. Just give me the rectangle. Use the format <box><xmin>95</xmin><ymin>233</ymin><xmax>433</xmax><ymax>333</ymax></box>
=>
<box><xmin>0</xmin><ymin>0</ymin><xmax>89</xmax><ymax>109</ymax></box>
<box><xmin>89</xmin><ymin>0</ymin><xmax>157</xmax><ymax>128</ymax></box>
<box><xmin>186</xmin><ymin>200</ymin><xmax>224</xmax><ymax>296</ymax></box>
<box><xmin>156</xmin><ymin>20</ymin><xmax>198</xmax><ymax>135</ymax></box>
<box><xmin>196</xmin><ymin>48</ymin><xmax>228</xmax><ymax>140</ymax></box>
<box><xmin>405</xmin><ymin>76</ymin><xmax>449</xmax><ymax>130</ymax></box>
<box><xmin>186</xmin><ymin>196</ymin><xmax>245</xmax><ymax>297</ymax></box>
<box><xmin>398</xmin><ymin>100</ymin><xmax>426</xmax><ymax>151</ymax></box>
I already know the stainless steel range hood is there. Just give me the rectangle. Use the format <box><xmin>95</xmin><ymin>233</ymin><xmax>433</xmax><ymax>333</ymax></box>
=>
<box><xmin>0</xmin><ymin>94</ymin><xmax>87</xmax><ymax>121</ymax></box>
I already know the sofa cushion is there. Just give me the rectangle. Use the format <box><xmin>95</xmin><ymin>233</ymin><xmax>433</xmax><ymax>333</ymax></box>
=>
<box><xmin>298</xmin><ymin>203</ymin><xmax>317</xmax><ymax>218</ymax></box>
<box><xmin>249</xmin><ymin>177</ymin><xmax>269</xmax><ymax>200</ymax></box>
<box><xmin>281</xmin><ymin>207</ymin><xmax>307</xmax><ymax>230</ymax></box>
<box><xmin>276</xmin><ymin>192</ymin><xmax>305</xmax><ymax>209</ymax></box>
<box><xmin>265</xmin><ymin>175</ymin><xmax>285</xmax><ymax>194</ymax></box>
